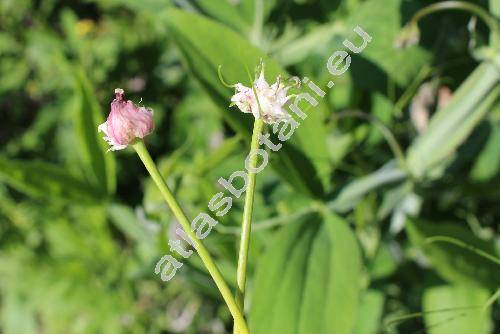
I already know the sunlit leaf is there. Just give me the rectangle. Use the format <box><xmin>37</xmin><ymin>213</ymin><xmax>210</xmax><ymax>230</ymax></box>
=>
<box><xmin>406</xmin><ymin>219</ymin><xmax>500</xmax><ymax>290</ymax></box>
<box><xmin>165</xmin><ymin>8</ymin><xmax>330</xmax><ymax>197</ymax></box>
<box><xmin>352</xmin><ymin>290</ymin><xmax>385</xmax><ymax>334</ymax></box>
<box><xmin>470</xmin><ymin>117</ymin><xmax>500</xmax><ymax>181</ymax></box>
<box><xmin>346</xmin><ymin>0</ymin><xmax>431</xmax><ymax>87</ymax></box>
<box><xmin>73</xmin><ymin>68</ymin><xmax>116</xmax><ymax>195</ymax></box>
<box><xmin>407</xmin><ymin>62</ymin><xmax>500</xmax><ymax>179</ymax></box>
<box><xmin>328</xmin><ymin>160</ymin><xmax>407</xmax><ymax>213</ymax></box>
<box><xmin>423</xmin><ymin>285</ymin><xmax>491</xmax><ymax>334</ymax></box>
<box><xmin>250</xmin><ymin>213</ymin><xmax>363</xmax><ymax>334</ymax></box>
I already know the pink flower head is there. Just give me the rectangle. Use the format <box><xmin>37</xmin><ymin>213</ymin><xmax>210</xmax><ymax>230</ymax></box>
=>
<box><xmin>98</xmin><ymin>88</ymin><xmax>154</xmax><ymax>151</ymax></box>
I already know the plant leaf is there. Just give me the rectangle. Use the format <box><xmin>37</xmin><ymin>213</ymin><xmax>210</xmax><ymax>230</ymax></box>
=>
<box><xmin>422</xmin><ymin>285</ymin><xmax>491</xmax><ymax>334</ymax></box>
<box><xmin>249</xmin><ymin>212</ymin><xmax>363</xmax><ymax>334</ymax></box>
<box><xmin>194</xmin><ymin>0</ymin><xmax>251</xmax><ymax>32</ymax></box>
<box><xmin>470</xmin><ymin>117</ymin><xmax>500</xmax><ymax>181</ymax></box>
<box><xmin>73</xmin><ymin>68</ymin><xmax>116</xmax><ymax>195</ymax></box>
<box><xmin>352</xmin><ymin>290</ymin><xmax>385</xmax><ymax>334</ymax></box>
<box><xmin>407</xmin><ymin>62</ymin><xmax>500</xmax><ymax>179</ymax></box>
<box><xmin>0</xmin><ymin>156</ymin><xmax>103</xmax><ymax>203</ymax></box>
<box><xmin>165</xmin><ymin>8</ymin><xmax>330</xmax><ymax>197</ymax></box>
<box><xmin>328</xmin><ymin>160</ymin><xmax>407</xmax><ymax>213</ymax></box>
<box><xmin>406</xmin><ymin>219</ymin><xmax>500</xmax><ymax>290</ymax></box>
<box><xmin>346</xmin><ymin>0</ymin><xmax>431</xmax><ymax>87</ymax></box>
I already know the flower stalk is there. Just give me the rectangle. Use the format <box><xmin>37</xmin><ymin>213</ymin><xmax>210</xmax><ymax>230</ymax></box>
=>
<box><xmin>132</xmin><ymin>140</ymin><xmax>250</xmax><ymax>334</ymax></box>
<box><xmin>234</xmin><ymin>119</ymin><xmax>264</xmax><ymax>323</ymax></box>
<box><xmin>229</xmin><ymin>62</ymin><xmax>297</xmax><ymax>333</ymax></box>
<box><xmin>410</xmin><ymin>1</ymin><xmax>500</xmax><ymax>47</ymax></box>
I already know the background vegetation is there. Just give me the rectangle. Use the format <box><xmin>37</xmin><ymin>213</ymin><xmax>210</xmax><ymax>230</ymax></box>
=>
<box><xmin>0</xmin><ymin>0</ymin><xmax>499</xmax><ymax>333</ymax></box>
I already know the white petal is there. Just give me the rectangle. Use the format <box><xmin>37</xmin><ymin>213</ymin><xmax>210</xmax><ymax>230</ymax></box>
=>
<box><xmin>97</xmin><ymin>121</ymin><xmax>108</xmax><ymax>135</ymax></box>
<box><xmin>108</xmin><ymin>144</ymin><xmax>128</xmax><ymax>151</ymax></box>
<box><xmin>101</xmin><ymin>134</ymin><xmax>128</xmax><ymax>152</ymax></box>
<box><xmin>235</xmin><ymin>83</ymin><xmax>251</xmax><ymax>93</ymax></box>
<box><xmin>99</xmin><ymin>122</ymin><xmax>128</xmax><ymax>151</ymax></box>
<box><xmin>254</xmin><ymin>70</ymin><xmax>269</xmax><ymax>91</ymax></box>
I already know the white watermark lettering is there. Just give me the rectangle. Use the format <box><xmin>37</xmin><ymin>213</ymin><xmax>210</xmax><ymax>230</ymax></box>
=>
<box><xmin>155</xmin><ymin>25</ymin><xmax>372</xmax><ymax>281</ymax></box>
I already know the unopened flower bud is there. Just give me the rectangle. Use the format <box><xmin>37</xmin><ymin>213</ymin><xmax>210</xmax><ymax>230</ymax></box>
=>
<box><xmin>98</xmin><ymin>88</ymin><xmax>154</xmax><ymax>151</ymax></box>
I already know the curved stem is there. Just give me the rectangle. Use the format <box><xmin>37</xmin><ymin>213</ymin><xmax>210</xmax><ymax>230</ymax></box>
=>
<box><xmin>394</xmin><ymin>65</ymin><xmax>432</xmax><ymax>116</ymax></box>
<box><xmin>425</xmin><ymin>236</ymin><xmax>500</xmax><ymax>266</ymax></box>
<box><xmin>132</xmin><ymin>141</ymin><xmax>249</xmax><ymax>334</ymax></box>
<box><xmin>483</xmin><ymin>289</ymin><xmax>500</xmax><ymax>311</ymax></box>
<box><xmin>233</xmin><ymin>119</ymin><xmax>264</xmax><ymax>334</ymax></box>
<box><xmin>218</xmin><ymin>65</ymin><xmax>237</xmax><ymax>88</ymax></box>
<box><xmin>411</xmin><ymin>1</ymin><xmax>500</xmax><ymax>46</ymax></box>
<box><xmin>384</xmin><ymin>306</ymin><xmax>482</xmax><ymax>329</ymax></box>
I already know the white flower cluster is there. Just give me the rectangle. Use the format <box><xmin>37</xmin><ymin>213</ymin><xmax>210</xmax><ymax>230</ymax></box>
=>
<box><xmin>231</xmin><ymin>70</ymin><xmax>294</xmax><ymax>124</ymax></box>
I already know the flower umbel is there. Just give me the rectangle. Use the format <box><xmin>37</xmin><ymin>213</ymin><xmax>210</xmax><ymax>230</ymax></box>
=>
<box><xmin>231</xmin><ymin>69</ymin><xmax>295</xmax><ymax>124</ymax></box>
<box><xmin>98</xmin><ymin>88</ymin><xmax>154</xmax><ymax>151</ymax></box>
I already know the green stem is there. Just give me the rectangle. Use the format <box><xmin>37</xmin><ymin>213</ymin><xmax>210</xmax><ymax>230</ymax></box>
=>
<box><xmin>394</xmin><ymin>65</ymin><xmax>432</xmax><ymax>116</ymax></box>
<box><xmin>384</xmin><ymin>306</ymin><xmax>482</xmax><ymax>329</ymax></box>
<box><xmin>132</xmin><ymin>141</ymin><xmax>250</xmax><ymax>334</ymax></box>
<box><xmin>233</xmin><ymin>118</ymin><xmax>265</xmax><ymax>334</ymax></box>
<box><xmin>425</xmin><ymin>236</ymin><xmax>500</xmax><ymax>266</ymax></box>
<box><xmin>411</xmin><ymin>1</ymin><xmax>500</xmax><ymax>47</ymax></box>
<box><xmin>483</xmin><ymin>288</ymin><xmax>500</xmax><ymax>311</ymax></box>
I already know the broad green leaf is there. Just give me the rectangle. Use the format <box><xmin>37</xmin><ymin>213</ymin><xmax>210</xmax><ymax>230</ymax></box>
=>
<box><xmin>171</xmin><ymin>88</ymin><xmax>223</xmax><ymax>151</ymax></box>
<box><xmin>275</xmin><ymin>0</ymin><xmax>430</xmax><ymax>86</ymax></box>
<box><xmin>238</xmin><ymin>0</ymin><xmax>278</xmax><ymax>26</ymax></box>
<box><xmin>407</xmin><ymin>62</ymin><xmax>500</xmax><ymax>179</ymax></box>
<box><xmin>352</xmin><ymin>290</ymin><xmax>385</xmax><ymax>334</ymax></box>
<box><xmin>194</xmin><ymin>0</ymin><xmax>251</xmax><ymax>32</ymax></box>
<box><xmin>346</xmin><ymin>0</ymin><xmax>430</xmax><ymax>87</ymax></box>
<box><xmin>274</xmin><ymin>22</ymin><xmax>347</xmax><ymax>66</ymax></box>
<box><xmin>470</xmin><ymin>118</ymin><xmax>500</xmax><ymax>181</ymax></box>
<box><xmin>73</xmin><ymin>68</ymin><xmax>116</xmax><ymax>195</ymax></box>
<box><xmin>406</xmin><ymin>219</ymin><xmax>500</xmax><ymax>290</ymax></box>
<box><xmin>250</xmin><ymin>213</ymin><xmax>362</xmax><ymax>334</ymax></box>
<box><xmin>423</xmin><ymin>285</ymin><xmax>491</xmax><ymax>334</ymax></box>
<box><xmin>0</xmin><ymin>156</ymin><xmax>103</xmax><ymax>203</ymax></box>
<box><xmin>328</xmin><ymin>161</ymin><xmax>407</xmax><ymax>213</ymax></box>
<box><xmin>165</xmin><ymin>8</ymin><xmax>329</xmax><ymax>197</ymax></box>
<box><xmin>369</xmin><ymin>243</ymin><xmax>397</xmax><ymax>280</ymax></box>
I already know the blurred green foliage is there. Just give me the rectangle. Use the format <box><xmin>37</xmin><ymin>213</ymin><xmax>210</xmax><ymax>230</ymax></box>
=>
<box><xmin>0</xmin><ymin>0</ymin><xmax>499</xmax><ymax>333</ymax></box>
